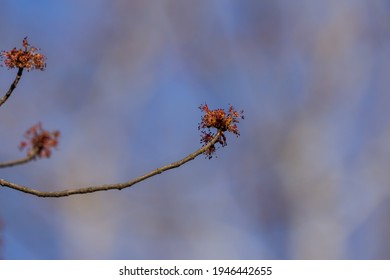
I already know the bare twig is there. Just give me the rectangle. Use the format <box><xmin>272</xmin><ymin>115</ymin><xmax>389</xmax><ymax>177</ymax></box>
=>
<box><xmin>0</xmin><ymin>151</ymin><xmax>37</xmax><ymax>168</ymax></box>
<box><xmin>0</xmin><ymin>131</ymin><xmax>222</xmax><ymax>198</ymax></box>
<box><xmin>0</xmin><ymin>67</ymin><xmax>23</xmax><ymax>107</ymax></box>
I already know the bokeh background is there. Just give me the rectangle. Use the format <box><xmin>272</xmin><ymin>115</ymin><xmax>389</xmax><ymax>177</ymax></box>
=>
<box><xmin>1</xmin><ymin>0</ymin><xmax>390</xmax><ymax>259</ymax></box>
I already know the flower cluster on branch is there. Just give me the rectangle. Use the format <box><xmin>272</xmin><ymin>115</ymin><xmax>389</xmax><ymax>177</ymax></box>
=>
<box><xmin>19</xmin><ymin>123</ymin><xmax>60</xmax><ymax>158</ymax></box>
<box><xmin>1</xmin><ymin>37</ymin><xmax>46</xmax><ymax>71</ymax></box>
<box><xmin>198</xmin><ymin>104</ymin><xmax>244</xmax><ymax>159</ymax></box>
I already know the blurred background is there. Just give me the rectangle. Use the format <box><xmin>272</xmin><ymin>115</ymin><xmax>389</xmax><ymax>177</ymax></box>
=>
<box><xmin>1</xmin><ymin>0</ymin><xmax>390</xmax><ymax>259</ymax></box>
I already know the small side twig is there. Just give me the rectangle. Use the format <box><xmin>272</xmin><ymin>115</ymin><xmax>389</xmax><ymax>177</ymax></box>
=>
<box><xmin>0</xmin><ymin>150</ymin><xmax>37</xmax><ymax>168</ymax></box>
<box><xmin>0</xmin><ymin>131</ymin><xmax>222</xmax><ymax>198</ymax></box>
<box><xmin>0</xmin><ymin>67</ymin><xmax>23</xmax><ymax>107</ymax></box>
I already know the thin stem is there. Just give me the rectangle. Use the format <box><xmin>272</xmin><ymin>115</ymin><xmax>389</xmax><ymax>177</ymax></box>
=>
<box><xmin>0</xmin><ymin>153</ymin><xmax>36</xmax><ymax>168</ymax></box>
<box><xmin>0</xmin><ymin>131</ymin><xmax>222</xmax><ymax>198</ymax></box>
<box><xmin>0</xmin><ymin>67</ymin><xmax>24</xmax><ymax>107</ymax></box>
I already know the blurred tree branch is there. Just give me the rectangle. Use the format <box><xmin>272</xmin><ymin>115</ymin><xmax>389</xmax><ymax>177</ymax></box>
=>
<box><xmin>0</xmin><ymin>149</ymin><xmax>37</xmax><ymax>168</ymax></box>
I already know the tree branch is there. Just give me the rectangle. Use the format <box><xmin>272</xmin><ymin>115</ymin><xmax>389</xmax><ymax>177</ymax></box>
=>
<box><xmin>0</xmin><ymin>131</ymin><xmax>222</xmax><ymax>198</ymax></box>
<box><xmin>0</xmin><ymin>67</ymin><xmax>23</xmax><ymax>107</ymax></box>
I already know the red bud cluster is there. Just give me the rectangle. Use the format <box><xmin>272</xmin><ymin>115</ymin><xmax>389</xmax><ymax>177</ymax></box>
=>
<box><xmin>1</xmin><ymin>37</ymin><xmax>46</xmax><ymax>71</ymax></box>
<box><xmin>198</xmin><ymin>104</ymin><xmax>244</xmax><ymax>158</ymax></box>
<box><xmin>19</xmin><ymin>123</ymin><xmax>60</xmax><ymax>158</ymax></box>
